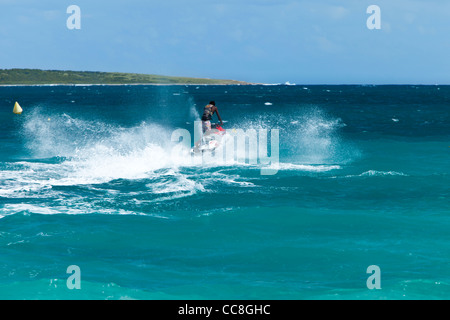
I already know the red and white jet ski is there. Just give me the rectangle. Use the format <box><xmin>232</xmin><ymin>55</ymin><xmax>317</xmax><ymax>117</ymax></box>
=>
<box><xmin>191</xmin><ymin>124</ymin><xmax>227</xmax><ymax>155</ymax></box>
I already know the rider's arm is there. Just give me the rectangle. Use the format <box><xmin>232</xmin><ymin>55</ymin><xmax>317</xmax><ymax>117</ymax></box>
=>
<box><xmin>214</xmin><ymin>107</ymin><xmax>223</xmax><ymax>125</ymax></box>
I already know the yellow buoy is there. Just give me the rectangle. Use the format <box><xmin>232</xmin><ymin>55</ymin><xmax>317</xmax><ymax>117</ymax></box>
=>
<box><xmin>13</xmin><ymin>102</ymin><xmax>23</xmax><ymax>114</ymax></box>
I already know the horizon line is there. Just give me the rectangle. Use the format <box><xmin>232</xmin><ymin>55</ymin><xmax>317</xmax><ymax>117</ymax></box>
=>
<box><xmin>1</xmin><ymin>68</ymin><xmax>449</xmax><ymax>86</ymax></box>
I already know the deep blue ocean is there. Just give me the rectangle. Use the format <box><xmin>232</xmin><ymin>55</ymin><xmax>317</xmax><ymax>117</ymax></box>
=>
<box><xmin>0</xmin><ymin>84</ymin><xmax>449</xmax><ymax>299</ymax></box>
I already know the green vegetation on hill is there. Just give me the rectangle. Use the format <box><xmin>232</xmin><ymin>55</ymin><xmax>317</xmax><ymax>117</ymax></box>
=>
<box><xmin>0</xmin><ymin>69</ymin><xmax>249</xmax><ymax>85</ymax></box>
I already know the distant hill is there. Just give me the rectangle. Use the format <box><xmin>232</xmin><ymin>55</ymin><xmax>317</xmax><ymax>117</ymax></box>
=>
<box><xmin>0</xmin><ymin>69</ymin><xmax>250</xmax><ymax>85</ymax></box>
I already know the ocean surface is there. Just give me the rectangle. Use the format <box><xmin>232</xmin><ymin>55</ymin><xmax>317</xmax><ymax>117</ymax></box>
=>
<box><xmin>0</xmin><ymin>84</ymin><xmax>449</xmax><ymax>300</ymax></box>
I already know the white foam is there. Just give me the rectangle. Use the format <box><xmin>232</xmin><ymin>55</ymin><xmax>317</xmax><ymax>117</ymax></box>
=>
<box><xmin>147</xmin><ymin>172</ymin><xmax>205</xmax><ymax>194</ymax></box>
<box><xmin>332</xmin><ymin>170</ymin><xmax>408</xmax><ymax>179</ymax></box>
<box><xmin>265</xmin><ymin>163</ymin><xmax>341</xmax><ymax>172</ymax></box>
<box><xmin>0</xmin><ymin>109</ymin><xmax>359</xmax><ymax>221</ymax></box>
<box><xmin>2</xmin><ymin>204</ymin><xmax>59</xmax><ymax>216</ymax></box>
<box><xmin>0</xmin><ymin>203</ymin><xmax>159</xmax><ymax>219</ymax></box>
<box><xmin>359</xmin><ymin>170</ymin><xmax>407</xmax><ymax>177</ymax></box>
<box><xmin>205</xmin><ymin>171</ymin><xmax>257</xmax><ymax>187</ymax></box>
<box><xmin>20</xmin><ymin>112</ymin><xmax>198</xmax><ymax>186</ymax></box>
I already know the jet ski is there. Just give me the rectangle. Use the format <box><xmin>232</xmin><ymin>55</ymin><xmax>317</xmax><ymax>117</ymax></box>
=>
<box><xmin>191</xmin><ymin>124</ymin><xmax>227</xmax><ymax>155</ymax></box>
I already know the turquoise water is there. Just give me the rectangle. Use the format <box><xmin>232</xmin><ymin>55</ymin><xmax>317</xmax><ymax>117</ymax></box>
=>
<box><xmin>0</xmin><ymin>85</ymin><xmax>449</xmax><ymax>299</ymax></box>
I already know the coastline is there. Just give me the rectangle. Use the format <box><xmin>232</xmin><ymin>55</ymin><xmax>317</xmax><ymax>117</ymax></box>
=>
<box><xmin>0</xmin><ymin>69</ymin><xmax>253</xmax><ymax>86</ymax></box>
<box><xmin>0</xmin><ymin>83</ymin><xmax>254</xmax><ymax>87</ymax></box>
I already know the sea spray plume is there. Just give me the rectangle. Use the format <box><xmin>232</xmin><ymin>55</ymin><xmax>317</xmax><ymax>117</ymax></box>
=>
<box><xmin>20</xmin><ymin>106</ymin><xmax>345</xmax><ymax>187</ymax></box>
<box><xmin>216</xmin><ymin>126</ymin><xmax>279</xmax><ymax>175</ymax></box>
<box><xmin>284</xmin><ymin>107</ymin><xmax>359</xmax><ymax>165</ymax></box>
<box><xmin>295</xmin><ymin>109</ymin><xmax>343</xmax><ymax>164</ymax></box>
<box><xmin>224</xmin><ymin>115</ymin><xmax>277</xmax><ymax>165</ymax></box>
<box><xmin>23</xmin><ymin>109</ymin><xmax>113</xmax><ymax>159</ymax></box>
<box><xmin>187</xmin><ymin>97</ymin><xmax>203</xmax><ymax>142</ymax></box>
<box><xmin>188</xmin><ymin>97</ymin><xmax>201</xmax><ymax>122</ymax></box>
<box><xmin>21</xmin><ymin>110</ymin><xmax>193</xmax><ymax>184</ymax></box>
<box><xmin>23</xmin><ymin>108</ymin><xmax>172</xmax><ymax>158</ymax></box>
<box><xmin>232</xmin><ymin>106</ymin><xmax>359</xmax><ymax>166</ymax></box>
<box><xmin>59</xmin><ymin>121</ymin><xmax>195</xmax><ymax>183</ymax></box>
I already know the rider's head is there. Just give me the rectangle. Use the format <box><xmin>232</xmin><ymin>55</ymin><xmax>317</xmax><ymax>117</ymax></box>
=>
<box><xmin>209</xmin><ymin>101</ymin><xmax>215</xmax><ymax>106</ymax></box>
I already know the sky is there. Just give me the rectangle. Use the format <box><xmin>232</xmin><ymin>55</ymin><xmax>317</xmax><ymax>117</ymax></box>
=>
<box><xmin>1</xmin><ymin>0</ymin><xmax>450</xmax><ymax>84</ymax></box>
